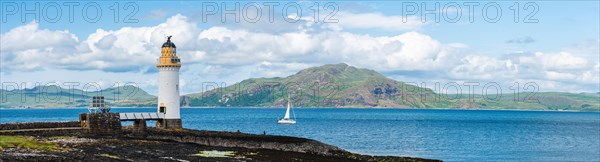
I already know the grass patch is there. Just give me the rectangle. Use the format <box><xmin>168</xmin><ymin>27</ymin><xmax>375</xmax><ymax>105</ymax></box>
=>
<box><xmin>193</xmin><ymin>150</ymin><xmax>236</xmax><ymax>158</ymax></box>
<box><xmin>0</xmin><ymin>135</ymin><xmax>59</xmax><ymax>151</ymax></box>
<box><xmin>99</xmin><ymin>153</ymin><xmax>120</xmax><ymax>159</ymax></box>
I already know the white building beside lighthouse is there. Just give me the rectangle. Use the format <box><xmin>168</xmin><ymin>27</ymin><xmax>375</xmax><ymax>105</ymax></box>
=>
<box><xmin>156</xmin><ymin>36</ymin><xmax>182</xmax><ymax>129</ymax></box>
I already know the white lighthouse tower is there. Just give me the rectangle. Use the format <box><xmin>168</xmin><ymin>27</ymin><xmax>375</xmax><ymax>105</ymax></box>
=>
<box><xmin>156</xmin><ymin>36</ymin><xmax>182</xmax><ymax>129</ymax></box>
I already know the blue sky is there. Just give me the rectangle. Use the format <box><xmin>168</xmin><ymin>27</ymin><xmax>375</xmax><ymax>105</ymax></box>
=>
<box><xmin>1</xmin><ymin>1</ymin><xmax>599</xmax><ymax>95</ymax></box>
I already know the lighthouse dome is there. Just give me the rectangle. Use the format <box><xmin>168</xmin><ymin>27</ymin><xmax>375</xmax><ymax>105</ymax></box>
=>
<box><xmin>162</xmin><ymin>36</ymin><xmax>176</xmax><ymax>48</ymax></box>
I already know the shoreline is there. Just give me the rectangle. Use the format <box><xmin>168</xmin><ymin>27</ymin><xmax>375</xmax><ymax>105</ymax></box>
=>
<box><xmin>0</xmin><ymin>122</ymin><xmax>440</xmax><ymax>161</ymax></box>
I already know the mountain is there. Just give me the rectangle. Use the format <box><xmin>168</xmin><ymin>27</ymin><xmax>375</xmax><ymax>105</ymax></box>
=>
<box><xmin>0</xmin><ymin>85</ymin><xmax>155</xmax><ymax>108</ymax></box>
<box><xmin>182</xmin><ymin>63</ymin><xmax>599</xmax><ymax>111</ymax></box>
<box><xmin>184</xmin><ymin>63</ymin><xmax>439</xmax><ymax>107</ymax></box>
<box><xmin>2</xmin><ymin>63</ymin><xmax>598</xmax><ymax>111</ymax></box>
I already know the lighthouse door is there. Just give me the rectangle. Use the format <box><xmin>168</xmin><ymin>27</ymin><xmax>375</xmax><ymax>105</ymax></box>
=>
<box><xmin>159</xmin><ymin>106</ymin><xmax>166</xmax><ymax>113</ymax></box>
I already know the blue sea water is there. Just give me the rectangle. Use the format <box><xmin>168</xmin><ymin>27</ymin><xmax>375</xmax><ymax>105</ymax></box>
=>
<box><xmin>1</xmin><ymin>108</ymin><xmax>599</xmax><ymax>161</ymax></box>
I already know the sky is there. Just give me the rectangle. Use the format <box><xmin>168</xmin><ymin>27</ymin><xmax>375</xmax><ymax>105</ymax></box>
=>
<box><xmin>1</xmin><ymin>0</ymin><xmax>599</xmax><ymax>95</ymax></box>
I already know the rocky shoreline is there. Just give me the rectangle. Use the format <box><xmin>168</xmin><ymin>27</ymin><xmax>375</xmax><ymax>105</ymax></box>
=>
<box><xmin>0</xmin><ymin>122</ymin><xmax>440</xmax><ymax>161</ymax></box>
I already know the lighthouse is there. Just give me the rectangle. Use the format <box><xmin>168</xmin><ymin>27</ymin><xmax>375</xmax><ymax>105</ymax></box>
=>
<box><xmin>156</xmin><ymin>36</ymin><xmax>182</xmax><ymax>129</ymax></box>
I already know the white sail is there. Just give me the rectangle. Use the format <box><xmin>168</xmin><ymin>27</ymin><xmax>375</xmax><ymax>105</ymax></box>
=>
<box><xmin>278</xmin><ymin>98</ymin><xmax>296</xmax><ymax>124</ymax></box>
<box><xmin>284</xmin><ymin>101</ymin><xmax>291</xmax><ymax>119</ymax></box>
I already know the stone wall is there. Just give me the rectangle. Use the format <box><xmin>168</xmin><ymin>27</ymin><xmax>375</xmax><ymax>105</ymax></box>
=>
<box><xmin>132</xmin><ymin>119</ymin><xmax>147</xmax><ymax>134</ymax></box>
<box><xmin>156</xmin><ymin>119</ymin><xmax>182</xmax><ymax>129</ymax></box>
<box><xmin>0</xmin><ymin>121</ymin><xmax>80</xmax><ymax>130</ymax></box>
<box><xmin>79</xmin><ymin>113</ymin><xmax>122</xmax><ymax>134</ymax></box>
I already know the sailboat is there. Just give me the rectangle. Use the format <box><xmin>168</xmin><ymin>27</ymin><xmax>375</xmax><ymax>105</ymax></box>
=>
<box><xmin>277</xmin><ymin>99</ymin><xmax>296</xmax><ymax>124</ymax></box>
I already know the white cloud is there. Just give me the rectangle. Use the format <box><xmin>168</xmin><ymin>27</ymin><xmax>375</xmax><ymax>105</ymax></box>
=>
<box><xmin>1</xmin><ymin>14</ymin><xmax>201</xmax><ymax>73</ymax></box>
<box><xmin>545</xmin><ymin>71</ymin><xmax>576</xmax><ymax>80</ymax></box>
<box><xmin>0</xmin><ymin>13</ymin><xmax>433</xmax><ymax>75</ymax></box>
<box><xmin>506</xmin><ymin>36</ymin><xmax>535</xmax><ymax>44</ymax></box>
<box><xmin>451</xmin><ymin>55</ymin><xmax>518</xmax><ymax>80</ymax></box>
<box><xmin>332</xmin><ymin>12</ymin><xmax>425</xmax><ymax>31</ymax></box>
<box><xmin>508</xmin><ymin>51</ymin><xmax>595</xmax><ymax>82</ymax></box>
<box><xmin>146</xmin><ymin>9</ymin><xmax>168</xmax><ymax>20</ymax></box>
<box><xmin>2</xmin><ymin>14</ymin><xmax>598</xmax><ymax>93</ymax></box>
<box><xmin>0</xmin><ymin>21</ymin><xmax>79</xmax><ymax>72</ymax></box>
<box><xmin>191</xmin><ymin>26</ymin><xmax>464</xmax><ymax>74</ymax></box>
<box><xmin>577</xmin><ymin>70</ymin><xmax>599</xmax><ymax>84</ymax></box>
<box><xmin>0</xmin><ymin>21</ymin><xmax>78</xmax><ymax>51</ymax></box>
<box><xmin>541</xmin><ymin>52</ymin><xmax>588</xmax><ymax>70</ymax></box>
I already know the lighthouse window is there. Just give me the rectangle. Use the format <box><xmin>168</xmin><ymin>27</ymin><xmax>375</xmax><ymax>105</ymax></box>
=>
<box><xmin>159</xmin><ymin>106</ymin><xmax>166</xmax><ymax>113</ymax></box>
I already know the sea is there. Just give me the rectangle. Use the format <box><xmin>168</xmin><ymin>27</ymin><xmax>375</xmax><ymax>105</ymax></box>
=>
<box><xmin>1</xmin><ymin>108</ymin><xmax>599</xmax><ymax>161</ymax></box>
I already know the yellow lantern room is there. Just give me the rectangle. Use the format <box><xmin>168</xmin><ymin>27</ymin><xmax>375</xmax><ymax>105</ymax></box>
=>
<box><xmin>157</xmin><ymin>36</ymin><xmax>181</xmax><ymax>67</ymax></box>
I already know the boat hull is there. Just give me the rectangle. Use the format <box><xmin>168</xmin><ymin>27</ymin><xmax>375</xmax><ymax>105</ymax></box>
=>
<box><xmin>277</xmin><ymin>119</ymin><xmax>296</xmax><ymax>124</ymax></box>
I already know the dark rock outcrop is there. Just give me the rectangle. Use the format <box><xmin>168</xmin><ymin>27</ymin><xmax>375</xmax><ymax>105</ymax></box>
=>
<box><xmin>0</xmin><ymin>122</ymin><xmax>442</xmax><ymax>161</ymax></box>
<box><xmin>136</xmin><ymin>128</ymin><xmax>347</xmax><ymax>156</ymax></box>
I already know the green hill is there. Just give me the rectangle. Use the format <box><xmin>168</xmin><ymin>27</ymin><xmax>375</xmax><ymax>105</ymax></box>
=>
<box><xmin>0</xmin><ymin>85</ymin><xmax>155</xmax><ymax>108</ymax></box>
<box><xmin>182</xmin><ymin>63</ymin><xmax>599</xmax><ymax>111</ymax></box>
<box><xmin>184</xmin><ymin>63</ymin><xmax>440</xmax><ymax>107</ymax></box>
